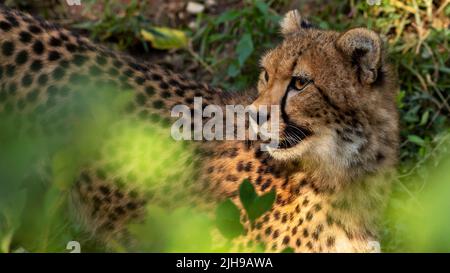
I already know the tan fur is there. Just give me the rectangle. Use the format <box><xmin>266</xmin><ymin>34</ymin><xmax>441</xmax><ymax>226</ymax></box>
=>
<box><xmin>0</xmin><ymin>7</ymin><xmax>399</xmax><ymax>252</ymax></box>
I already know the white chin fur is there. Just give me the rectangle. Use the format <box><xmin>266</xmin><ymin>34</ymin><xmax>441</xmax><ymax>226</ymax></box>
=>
<box><xmin>267</xmin><ymin>134</ymin><xmax>332</xmax><ymax>162</ymax></box>
<box><xmin>267</xmin><ymin>139</ymin><xmax>310</xmax><ymax>161</ymax></box>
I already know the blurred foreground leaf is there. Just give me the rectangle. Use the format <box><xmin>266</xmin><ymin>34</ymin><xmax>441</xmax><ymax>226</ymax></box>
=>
<box><xmin>239</xmin><ymin>179</ymin><xmax>276</xmax><ymax>224</ymax></box>
<box><xmin>216</xmin><ymin>199</ymin><xmax>244</xmax><ymax>239</ymax></box>
<box><xmin>141</xmin><ymin>27</ymin><xmax>188</xmax><ymax>50</ymax></box>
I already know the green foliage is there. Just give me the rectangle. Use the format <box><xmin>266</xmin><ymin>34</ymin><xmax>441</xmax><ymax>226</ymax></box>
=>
<box><xmin>190</xmin><ymin>0</ymin><xmax>282</xmax><ymax>90</ymax></box>
<box><xmin>0</xmin><ymin>83</ymin><xmax>195</xmax><ymax>252</ymax></box>
<box><xmin>129</xmin><ymin>206</ymin><xmax>214</xmax><ymax>252</ymax></box>
<box><xmin>215</xmin><ymin>179</ymin><xmax>275</xmax><ymax>242</ymax></box>
<box><xmin>75</xmin><ymin>0</ymin><xmax>187</xmax><ymax>51</ymax></box>
<box><xmin>215</xmin><ymin>199</ymin><xmax>244</xmax><ymax>240</ymax></box>
<box><xmin>141</xmin><ymin>27</ymin><xmax>188</xmax><ymax>50</ymax></box>
<box><xmin>74</xmin><ymin>0</ymin><xmax>148</xmax><ymax>50</ymax></box>
<box><xmin>383</xmin><ymin>136</ymin><xmax>450</xmax><ymax>252</ymax></box>
<box><xmin>281</xmin><ymin>247</ymin><xmax>295</xmax><ymax>253</ymax></box>
<box><xmin>239</xmin><ymin>179</ymin><xmax>276</xmax><ymax>225</ymax></box>
<box><xmin>129</xmin><ymin>178</ymin><xmax>277</xmax><ymax>252</ymax></box>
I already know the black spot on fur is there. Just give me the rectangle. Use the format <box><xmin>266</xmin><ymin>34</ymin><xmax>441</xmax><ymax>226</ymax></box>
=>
<box><xmin>73</xmin><ymin>54</ymin><xmax>88</xmax><ymax>66</ymax></box>
<box><xmin>65</xmin><ymin>43</ymin><xmax>77</xmax><ymax>52</ymax></box>
<box><xmin>32</xmin><ymin>40</ymin><xmax>44</xmax><ymax>55</ymax></box>
<box><xmin>26</xmin><ymin>89</ymin><xmax>39</xmax><ymax>102</ymax></box>
<box><xmin>264</xmin><ymin>224</ymin><xmax>272</xmax><ymax>236</ymax></box>
<box><xmin>30</xmin><ymin>60</ymin><xmax>43</xmax><ymax>72</ymax></box>
<box><xmin>159</xmin><ymin>81</ymin><xmax>169</xmax><ymax>90</ymax></box>
<box><xmin>38</xmin><ymin>74</ymin><xmax>48</xmax><ymax>86</ymax></box>
<box><xmin>226</xmin><ymin>175</ymin><xmax>238</xmax><ymax>182</ymax></box>
<box><xmin>261</xmin><ymin>180</ymin><xmax>271</xmax><ymax>191</ymax></box>
<box><xmin>5</xmin><ymin>15</ymin><xmax>19</xmax><ymax>27</ymax></box>
<box><xmin>136</xmin><ymin>93</ymin><xmax>147</xmax><ymax>105</ymax></box>
<box><xmin>123</xmin><ymin>69</ymin><xmax>134</xmax><ymax>77</ymax></box>
<box><xmin>145</xmin><ymin>86</ymin><xmax>155</xmax><ymax>97</ymax></box>
<box><xmin>272</xmin><ymin>230</ymin><xmax>280</xmax><ymax>239</ymax></box>
<box><xmin>326</xmin><ymin>236</ymin><xmax>335</xmax><ymax>247</ymax></box>
<box><xmin>89</xmin><ymin>65</ymin><xmax>101</xmax><ymax>76</ymax></box>
<box><xmin>53</xmin><ymin>67</ymin><xmax>66</xmax><ymax>80</ymax></box>
<box><xmin>2</xmin><ymin>41</ymin><xmax>15</xmax><ymax>56</ymax></box>
<box><xmin>19</xmin><ymin>31</ymin><xmax>32</xmax><ymax>44</ymax></box>
<box><xmin>107</xmin><ymin>67</ymin><xmax>119</xmax><ymax>77</ymax></box>
<box><xmin>8</xmin><ymin>82</ymin><xmax>17</xmax><ymax>95</ymax></box>
<box><xmin>151</xmin><ymin>73</ymin><xmax>163</xmax><ymax>81</ymax></box>
<box><xmin>114</xmin><ymin>206</ymin><xmax>126</xmax><ymax>215</ymax></box>
<box><xmin>28</xmin><ymin>25</ymin><xmax>42</xmax><ymax>34</ymax></box>
<box><xmin>21</xmin><ymin>74</ymin><xmax>33</xmax><ymax>87</ymax></box>
<box><xmin>152</xmin><ymin>100</ymin><xmax>164</xmax><ymax>109</ymax></box>
<box><xmin>15</xmin><ymin>50</ymin><xmax>28</xmax><ymax>65</ymax></box>
<box><xmin>59</xmin><ymin>33</ymin><xmax>69</xmax><ymax>41</ymax></box>
<box><xmin>126</xmin><ymin>202</ymin><xmax>137</xmax><ymax>210</ymax></box>
<box><xmin>0</xmin><ymin>21</ymin><xmax>12</xmax><ymax>32</ymax></box>
<box><xmin>161</xmin><ymin>91</ymin><xmax>171</xmax><ymax>98</ymax></box>
<box><xmin>49</xmin><ymin>36</ymin><xmax>62</xmax><ymax>47</ymax></box>
<box><xmin>128</xmin><ymin>61</ymin><xmax>146</xmax><ymax>72</ymax></box>
<box><xmin>99</xmin><ymin>185</ymin><xmax>111</xmax><ymax>195</ymax></box>
<box><xmin>6</xmin><ymin>64</ymin><xmax>15</xmax><ymax>77</ymax></box>
<box><xmin>113</xmin><ymin>60</ymin><xmax>123</xmax><ymax>69</ymax></box>
<box><xmin>48</xmin><ymin>51</ymin><xmax>61</xmax><ymax>61</ymax></box>
<box><xmin>237</xmin><ymin>161</ymin><xmax>244</xmax><ymax>172</ymax></box>
<box><xmin>96</xmin><ymin>55</ymin><xmax>107</xmax><ymax>66</ymax></box>
<box><xmin>135</xmin><ymin>76</ymin><xmax>145</xmax><ymax>85</ymax></box>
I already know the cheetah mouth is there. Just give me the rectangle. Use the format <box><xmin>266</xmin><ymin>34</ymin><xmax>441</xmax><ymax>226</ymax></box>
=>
<box><xmin>277</xmin><ymin>123</ymin><xmax>312</xmax><ymax>149</ymax></box>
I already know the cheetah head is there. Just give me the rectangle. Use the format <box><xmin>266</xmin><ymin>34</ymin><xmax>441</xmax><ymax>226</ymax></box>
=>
<box><xmin>252</xmin><ymin>10</ymin><xmax>399</xmax><ymax>185</ymax></box>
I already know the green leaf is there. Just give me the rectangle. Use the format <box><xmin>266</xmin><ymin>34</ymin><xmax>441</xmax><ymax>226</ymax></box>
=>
<box><xmin>216</xmin><ymin>10</ymin><xmax>241</xmax><ymax>24</ymax></box>
<box><xmin>236</xmin><ymin>34</ymin><xmax>254</xmax><ymax>66</ymax></box>
<box><xmin>227</xmin><ymin>62</ymin><xmax>241</xmax><ymax>77</ymax></box>
<box><xmin>251</xmin><ymin>188</ymin><xmax>276</xmax><ymax>220</ymax></box>
<box><xmin>239</xmin><ymin>179</ymin><xmax>257</xmax><ymax>211</ymax></box>
<box><xmin>255</xmin><ymin>0</ymin><xmax>270</xmax><ymax>15</ymax></box>
<box><xmin>239</xmin><ymin>179</ymin><xmax>276</xmax><ymax>223</ymax></box>
<box><xmin>141</xmin><ymin>27</ymin><xmax>188</xmax><ymax>50</ymax></box>
<box><xmin>419</xmin><ymin>110</ymin><xmax>430</xmax><ymax>126</ymax></box>
<box><xmin>281</xmin><ymin>247</ymin><xmax>295</xmax><ymax>253</ymax></box>
<box><xmin>216</xmin><ymin>199</ymin><xmax>244</xmax><ymax>239</ymax></box>
<box><xmin>408</xmin><ymin>135</ymin><xmax>425</xmax><ymax>147</ymax></box>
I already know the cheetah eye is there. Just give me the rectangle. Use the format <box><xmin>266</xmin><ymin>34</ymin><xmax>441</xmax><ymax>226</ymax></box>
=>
<box><xmin>290</xmin><ymin>76</ymin><xmax>311</xmax><ymax>91</ymax></box>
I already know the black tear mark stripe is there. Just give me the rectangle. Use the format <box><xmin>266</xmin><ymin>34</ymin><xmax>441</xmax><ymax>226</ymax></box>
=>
<box><xmin>280</xmin><ymin>84</ymin><xmax>291</xmax><ymax>124</ymax></box>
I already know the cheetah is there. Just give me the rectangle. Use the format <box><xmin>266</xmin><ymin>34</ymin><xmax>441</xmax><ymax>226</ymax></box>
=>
<box><xmin>0</xmin><ymin>6</ymin><xmax>399</xmax><ymax>252</ymax></box>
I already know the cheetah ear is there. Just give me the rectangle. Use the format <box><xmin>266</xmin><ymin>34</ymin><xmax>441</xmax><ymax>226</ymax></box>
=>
<box><xmin>336</xmin><ymin>28</ymin><xmax>383</xmax><ymax>85</ymax></box>
<box><xmin>280</xmin><ymin>10</ymin><xmax>313</xmax><ymax>36</ymax></box>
